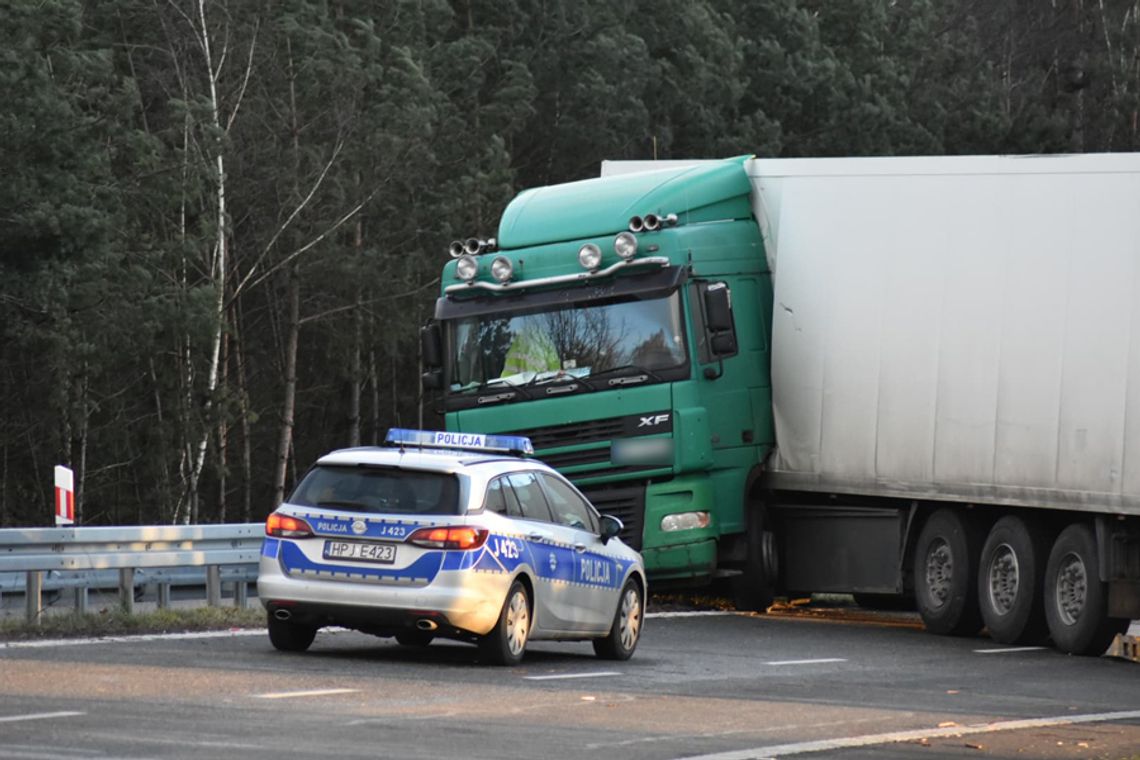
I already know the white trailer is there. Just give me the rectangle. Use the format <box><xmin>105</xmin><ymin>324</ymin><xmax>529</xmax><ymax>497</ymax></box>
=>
<box><xmin>603</xmin><ymin>154</ymin><xmax>1140</xmax><ymax>654</ymax></box>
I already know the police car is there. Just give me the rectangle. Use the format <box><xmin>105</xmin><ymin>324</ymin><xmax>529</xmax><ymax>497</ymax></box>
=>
<box><xmin>258</xmin><ymin>429</ymin><xmax>646</xmax><ymax>665</ymax></box>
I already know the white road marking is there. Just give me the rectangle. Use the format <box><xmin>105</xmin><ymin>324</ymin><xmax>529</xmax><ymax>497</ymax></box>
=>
<box><xmin>0</xmin><ymin>629</ymin><xmax>267</xmax><ymax>649</ymax></box>
<box><xmin>764</xmin><ymin>658</ymin><xmax>846</xmax><ymax>666</ymax></box>
<box><xmin>679</xmin><ymin>709</ymin><xmax>1140</xmax><ymax>759</ymax></box>
<box><xmin>0</xmin><ymin>711</ymin><xmax>85</xmax><ymax>724</ymax></box>
<box><xmin>523</xmin><ymin>671</ymin><xmax>622</xmax><ymax>681</ymax></box>
<box><xmin>647</xmin><ymin>611</ymin><xmax>738</xmax><ymax>619</ymax></box>
<box><xmin>974</xmin><ymin>646</ymin><xmax>1048</xmax><ymax>654</ymax></box>
<box><xmin>255</xmin><ymin>688</ymin><xmax>360</xmax><ymax>699</ymax></box>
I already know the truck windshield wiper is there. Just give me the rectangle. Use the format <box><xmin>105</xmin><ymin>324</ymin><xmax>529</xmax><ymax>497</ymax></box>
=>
<box><xmin>587</xmin><ymin>364</ymin><xmax>663</xmax><ymax>386</ymax></box>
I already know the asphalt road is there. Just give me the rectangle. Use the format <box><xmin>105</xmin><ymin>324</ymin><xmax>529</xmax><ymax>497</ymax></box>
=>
<box><xmin>1</xmin><ymin>604</ymin><xmax>1138</xmax><ymax>760</ymax></box>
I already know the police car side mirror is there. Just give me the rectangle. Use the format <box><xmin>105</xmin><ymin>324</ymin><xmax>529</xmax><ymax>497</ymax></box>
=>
<box><xmin>599</xmin><ymin>514</ymin><xmax>624</xmax><ymax>544</ymax></box>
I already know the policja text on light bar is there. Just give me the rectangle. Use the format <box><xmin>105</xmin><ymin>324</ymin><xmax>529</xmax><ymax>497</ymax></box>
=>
<box><xmin>384</xmin><ymin>428</ymin><xmax>534</xmax><ymax>456</ymax></box>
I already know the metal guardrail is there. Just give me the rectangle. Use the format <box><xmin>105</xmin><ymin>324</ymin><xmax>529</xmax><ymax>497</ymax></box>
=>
<box><xmin>0</xmin><ymin>523</ymin><xmax>263</xmax><ymax>623</ymax></box>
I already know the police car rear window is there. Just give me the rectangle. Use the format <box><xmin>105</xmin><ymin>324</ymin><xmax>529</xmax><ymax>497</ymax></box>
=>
<box><xmin>288</xmin><ymin>466</ymin><xmax>461</xmax><ymax>515</ymax></box>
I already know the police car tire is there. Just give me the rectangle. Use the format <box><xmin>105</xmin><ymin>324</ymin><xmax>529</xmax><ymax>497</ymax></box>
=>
<box><xmin>395</xmin><ymin>631</ymin><xmax>435</xmax><ymax>647</ymax></box>
<box><xmin>480</xmin><ymin>580</ymin><xmax>530</xmax><ymax>666</ymax></box>
<box><xmin>593</xmin><ymin>579</ymin><xmax>643</xmax><ymax>661</ymax></box>
<box><xmin>267</xmin><ymin>615</ymin><xmax>317</xmax><ymax>653</ymax></box>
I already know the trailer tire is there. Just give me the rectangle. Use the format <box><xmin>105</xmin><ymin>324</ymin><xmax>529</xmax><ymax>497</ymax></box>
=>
<box><xmin>978</xmin><ymin>516</ymin><xmax>1050</xmax><ymax>645</ymax></box>
<box><xmin>731</xmin><ymin>503</ymin><xmax>776</xmax><ymax>612</ymax></box>
<box><xmin>914</xmin><ymin>508</ymin><xmax>984</xmax><ymax>636</ymax></box>
<box><xmin>1043</xmin><ymin>523</ymin><xmax>1130</xmax><ymax>656</ymax></box>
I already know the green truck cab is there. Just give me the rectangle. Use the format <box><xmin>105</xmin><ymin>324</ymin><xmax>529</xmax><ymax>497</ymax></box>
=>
<box><xmin>422</xmin><ymin>158</ymin><xmax>773</xmax><ymax>595</ymax></box>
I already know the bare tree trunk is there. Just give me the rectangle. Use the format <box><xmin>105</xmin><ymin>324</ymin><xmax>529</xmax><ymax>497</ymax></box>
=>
<box><xmin>1</xmin><ymin>443</ymin><xmax>7</xmax><ymax>526</ymax></box>
<box><xmin>234</xmin><ymin>312</ymin><xmax>253</xmax><ymax>521</ymax></box>
<box><xmin>217</xmin><ymin>327</ymin><xmax>230</xmax><ymax>522</ymax></box>
<box><xmin>185</xmin><ymin>0</ymin><xmax>231</xmax><ymax>525</ymax></box>
<box><xmin>369</xmin><ymin>348</ymin><xmax>380</xmax><ymax>445</ymax></box>
<box><xmin>75</xmin><ymin>371</ymin><xmax>89</xmax><ymax>525</ymax></box>
<box><xmin>348</xmin><ymin>217</ymin><xmax>364</xmax><ymax>446</ymax></box>
<box><xmin>273</xmin><ymin>272</ymin><xmax>300</xmax><ymax>507</ymax></box>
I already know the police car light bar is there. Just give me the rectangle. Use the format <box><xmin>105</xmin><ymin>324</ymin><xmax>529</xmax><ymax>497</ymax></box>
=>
<box><xmin>385</xmin><ymin>428</ymin><xmax>534</xmax><ymax>456</ymax></box>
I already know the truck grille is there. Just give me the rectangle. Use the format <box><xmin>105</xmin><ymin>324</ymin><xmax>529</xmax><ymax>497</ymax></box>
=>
<box><xmin>507</xmin><ymin>418</ymin><xmax>626</xmax><ymax>449</ymax></box>
<box><xmin>579</xmin><ymin>484</ymin><xmax>646</xmax><ymax>550</ymax></box>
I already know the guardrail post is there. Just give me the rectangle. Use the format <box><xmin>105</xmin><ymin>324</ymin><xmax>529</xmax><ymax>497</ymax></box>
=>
<box><xmin>74</xmin><ymin>586</ymin><xmax>88</xmax><ymax>616</ymax></box>
<box><xmin>26</xmin><ymin>571</ymin><xmax>43</xmax><ymax>624</ymax></box>
<box><xmin>234</xmin><ymin>579</ymin><xmax>249</xmax><ymax>609</ymax></box>
<box><xmin>157</xmin><ymin>582</ymin><xmax>171</xmax><ymax>609</ymax></box>
<box><xmin>206</xmin><ymin>565</ymin><xmax>221</xmax><ymax>607</ymax></box>
<box><xmin>119</xmin><ymin>568</ymin><xmax>135</xmax><ymax>614</ymax></box>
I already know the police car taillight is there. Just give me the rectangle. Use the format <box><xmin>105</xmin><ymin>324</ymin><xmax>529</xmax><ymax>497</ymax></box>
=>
<box><xmin>266</xmin><ymin>512</ymin><xmax>314</xmax><ymax>538</ymax></box>
<box><xmin>407</xmin><ymin>526</ymin><xmax>488</xmax><ymax>550</ymax></box>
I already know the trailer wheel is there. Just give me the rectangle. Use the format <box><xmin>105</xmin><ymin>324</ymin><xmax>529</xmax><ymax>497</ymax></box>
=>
<box><xmin>977</xmin><ymin>516</ymin><xmax>1050</xmax><ymax>645</ymax></box>
<box><xmin>1043</xmin><ymin>523</ymin><xmax>1130</xmax><ymax>656</ymax></box>
<box><xmin>913</xmin><ymin>509</ymin><xmax>984</xmax><ymax>636</ymax></box>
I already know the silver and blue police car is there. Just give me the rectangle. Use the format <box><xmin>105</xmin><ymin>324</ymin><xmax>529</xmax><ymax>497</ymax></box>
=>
<box><xmin>257</xmin><ymin>429</ymin><xmax>646</xmax><ymax>665</ymax></box>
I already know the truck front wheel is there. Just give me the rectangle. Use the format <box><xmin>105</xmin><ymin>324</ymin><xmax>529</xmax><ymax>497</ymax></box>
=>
<box><xmin>977</xmin><ymin>515</ymin><xmax>1050</xmax><ymax>645</ymax></box>
<box><xmin>914</xmin><ymin>509</ymin><xmax>984</xmax><ymax>636</ymax></box>
<box><xmin>731</xmin><ymin>502</ymin><xmax>776</xmax><ymax>612</ymax></box>
<box><xmin>1043</xmin><ymin>523</ymin><xmax>1130</xmax><ymax>656</ymax></box>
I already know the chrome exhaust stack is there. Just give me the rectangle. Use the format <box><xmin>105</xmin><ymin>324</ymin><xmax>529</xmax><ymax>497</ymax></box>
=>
<box><xmin>415</xmin><ymin>618</ymin><xmax>439</xmax><ymax>632</ymax></box>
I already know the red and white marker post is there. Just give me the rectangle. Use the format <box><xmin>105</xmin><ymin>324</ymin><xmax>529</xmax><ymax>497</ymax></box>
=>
<box><xmin>54</xmin><ymin>465</ymin><xmax>75</xmax><ymax>526</ymax></box>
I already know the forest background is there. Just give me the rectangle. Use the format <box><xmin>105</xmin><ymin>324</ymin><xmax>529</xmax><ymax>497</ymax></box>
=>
<box><xmin>3</xmin><ymin>0</ymin><xmax>1139</xmax><ymax>527</ymax></box>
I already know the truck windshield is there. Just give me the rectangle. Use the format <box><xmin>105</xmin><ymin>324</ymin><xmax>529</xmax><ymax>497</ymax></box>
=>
<box><xmin>448</xmin><ymin>291</ymin><xmax>687</xmax><ymax>393</ymax></box>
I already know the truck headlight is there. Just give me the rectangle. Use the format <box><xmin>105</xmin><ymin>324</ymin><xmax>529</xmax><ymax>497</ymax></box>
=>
<box><xmin>660</xmin><ymin>511</ymin><xmax>711</xmax><ymax>532</ymax></box>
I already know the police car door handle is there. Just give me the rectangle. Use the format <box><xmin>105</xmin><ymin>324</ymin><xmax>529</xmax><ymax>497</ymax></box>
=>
<box><xmin>573</xmin><ymin>543</ymin><xmax>587</xmax><ymax>553</ymax></box>
<box><xmin>528</xmin><ymin>531</ymin><xmax>548</xmax><ymax>542</ymax></box>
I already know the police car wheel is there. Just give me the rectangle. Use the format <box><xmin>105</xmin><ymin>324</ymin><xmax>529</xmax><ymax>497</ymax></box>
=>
<box><xmin>394</xmin><ymin>631</ymin><xmax>435</xmax><ymax>647</ymax></box>
<box><xmin>267</xmin><ymin>614</ymin><xmax>317</xmax><ymax>653</ymax></box>
<box><xmin>594</xmin><ymin>579</ymin><xmax>643</xmax><ymax>660</ymax></box>
<box><xmin>480</xmin><ymin>580</ymin><xmax>530</xmax><ymax>666</ymax></box>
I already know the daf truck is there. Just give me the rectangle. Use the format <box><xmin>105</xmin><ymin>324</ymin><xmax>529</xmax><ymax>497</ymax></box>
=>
<box><xmin>420</xmin><ymin>154</ymin><xmax>1140</xmax><ymax>655</ymax></box>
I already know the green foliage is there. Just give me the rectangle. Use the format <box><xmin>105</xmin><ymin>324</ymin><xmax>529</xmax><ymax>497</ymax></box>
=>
<box><xmin>2</xmin><ymin>0</ymin><xmax>1139</xmax><ymax>526</ymax></box>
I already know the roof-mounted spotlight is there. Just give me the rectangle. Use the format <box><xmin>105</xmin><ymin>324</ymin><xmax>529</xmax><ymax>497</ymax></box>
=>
<box><xmin>490</xmin><ymin>255</ymin><xmax>514</xmax><ymax>283</ymax></box>
<box><xmin>456</xmin><ymin>255</ymin><xmax>479</xmax><ymax>282</ymax></box>
<box><xmin>578</xmin><ymin>243</ymin><xmax>602</xmax><ymax>271</ymax></box>
<box><xmin>614</xmin><ymin>232</ymin><xmax>638</xmax><ymax>260</ymax></box>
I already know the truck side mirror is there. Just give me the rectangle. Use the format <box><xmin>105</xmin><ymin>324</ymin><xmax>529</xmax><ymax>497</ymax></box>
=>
<box><xmin>704</xmin><ymin>284</ymin><xmax>734</xmax><ymax>333</ymax></box>
<box><xmin>420</xmin><ymin>321</ymin><xmax>442</xmax><ymax>369</ymax></box>
<box><xmin>703</xmin><ymin>283</ymin><xmax>738</xmax><ymax>362</ymax></box>
<box><xmin>421</xmin><ymin>369</ymin><xmax>443</xmax><ymax>390</ymax></box>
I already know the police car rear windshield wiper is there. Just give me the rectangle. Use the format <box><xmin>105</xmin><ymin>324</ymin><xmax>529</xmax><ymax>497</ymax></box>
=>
<box><xmin>316</xmin><ymin>500</ymin><xmax>371</xmax><ymax>510</ymax></box>
<box><xmin>587</xmin><ymin>364</ymin><xmax>663</xmax><ymax>386</ymax></box>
